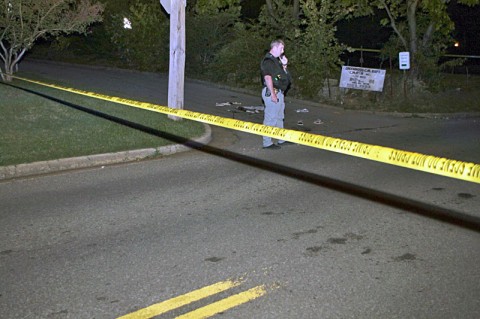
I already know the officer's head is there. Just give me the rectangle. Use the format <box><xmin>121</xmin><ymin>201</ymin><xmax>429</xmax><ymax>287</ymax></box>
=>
<box><xmin>270</xmin><ymin>39</ymin><xmax>285</xmax><ymax>58</ymax></box>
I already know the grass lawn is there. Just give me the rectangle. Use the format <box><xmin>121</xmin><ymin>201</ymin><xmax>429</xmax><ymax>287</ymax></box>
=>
<box><xmin>0</xmin><ymin>80</ymin><xmax>204</xmax><ymax>166</ymax></box>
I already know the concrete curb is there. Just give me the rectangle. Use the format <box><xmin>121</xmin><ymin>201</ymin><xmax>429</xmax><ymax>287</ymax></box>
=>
<box><xmin>0</xmin><ymin>124</ymin><xmax>212</xmax><ymax>181</ymax></box>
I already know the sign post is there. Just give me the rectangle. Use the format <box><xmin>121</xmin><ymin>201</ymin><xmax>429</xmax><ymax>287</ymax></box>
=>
<box><xmin>160</xmin><ymin>0</ymin><xmax>186</xmax><ymax>121</ymax></box>
<box><xmin>398</xmin><ymin>51</ymin><xmax>410</xmax><ymax>99</ymax></box>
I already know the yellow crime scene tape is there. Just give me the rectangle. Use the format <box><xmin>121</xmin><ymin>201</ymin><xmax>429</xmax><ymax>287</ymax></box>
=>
<box><xmin>11</xmin><ymin>75</ymin><xmax>480</xmax><ymax>184</ymax></box>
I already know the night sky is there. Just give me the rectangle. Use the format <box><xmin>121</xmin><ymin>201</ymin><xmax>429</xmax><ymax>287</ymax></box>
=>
<box><xmin>448</xmin><ymin>2</ymin><xmax>480</xmax><ymax>55</ymax></box>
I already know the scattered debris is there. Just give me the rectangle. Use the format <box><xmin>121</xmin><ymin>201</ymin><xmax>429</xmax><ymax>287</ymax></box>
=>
<box><xmin>216</xmin><ymin>101</ymin><xmax>264</xmax><ymax>114</ymax></box>
<box><xmin>296</xmin><ymin>108</ymin><xmax>309</xmax><ymax>113</ymax></box>
<box><xmin>297</xmin><ymin>120</ymin><xmax>304</xmax><ymax>126</ymax></box>
<box><xmin>313</xmin><ymin>119</ymin><xmax>324</xmax><ymax>125</ymax></box>
<box><xmin>216</xmin><ymin>101</ymin><xmax>242</xmax><ymax>107</ymax></box>
<box><xmin>237</xmin><ymin>106</ymin><xmax>264</xmax><ymax>113</ymax></box>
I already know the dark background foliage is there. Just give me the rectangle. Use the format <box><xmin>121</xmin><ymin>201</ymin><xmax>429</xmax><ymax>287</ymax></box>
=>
<box><xmin>25</xmin><ymin>0</ymin><xmax>480</xmax><ymax>111</ymax></box>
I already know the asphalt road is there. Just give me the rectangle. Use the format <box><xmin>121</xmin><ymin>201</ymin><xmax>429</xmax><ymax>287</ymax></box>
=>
<box><xmin>1</xmin><ymin>60</ymin><xmax>479</xmax><ymax>318</ymax></box>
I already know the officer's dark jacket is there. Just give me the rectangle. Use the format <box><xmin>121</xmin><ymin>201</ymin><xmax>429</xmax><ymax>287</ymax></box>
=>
<box><xmin>260</xmin><ymin>53</ymin><xmax>291</xmax><ymax>92</ymax></box>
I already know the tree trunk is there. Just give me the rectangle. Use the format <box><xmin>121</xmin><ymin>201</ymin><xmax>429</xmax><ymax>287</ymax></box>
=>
<box><xmin>266</xmin><ymin>0</ymin><xmax>275</xmax><ymax>18</ymax></box>
<box><xmin>1</xmin><ymin>43</ymin><xmax>26</xmax><ymax>82</ymax></box>
<box><xmin>406</xmin><ymin>0</ymin><xmax>420</xmax><ymax>79</ymax></box>
<box><xmin>292</xmin><ymin>0</ymin><xmax>300</xmax><ymax>20</ymax></box>
<box><xmin>407</xmin><ymin>0</ymin><xmax>418</xmax><ymax>56</ymax></box>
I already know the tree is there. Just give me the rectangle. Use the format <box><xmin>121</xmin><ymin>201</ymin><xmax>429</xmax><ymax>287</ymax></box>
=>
<box><xmin>106</xmin><ymin>1</ymin><xmax>169</xmax><ymax>72</ymax></box>
<box><xmin>261</xmin><ymin>0</ymin><xmax>301</xmax><ymax>37</ymax></box>
<box><xmin>0</xmin><ymin>0</ymin><xmax>103</xmax><ymax>81</ymax></box>
<box><xmin>266</xmin><ymin>0</ymin><xmax>301</xmax><ymax>20</ymax></box>
<box><xmin>211</xmin><ymin>0</ymin><xmax>298</xmax><ymax>88</ymax></box>
<box><xmin>211</xmin><ymin>0</ymin><xmax>350</xmax><ymax>97</ymax></box>
<box><xmin>257</xmin><ymin>0</ymin><xmax>349</xmax><ymax>98</ymax></box>
<box><xmin>188</xmin><ymin>0</ymin><xmax>240</xmax><ymax>13</ymax></box>
<box><xmin>293</xmin><ymin>0</ymin><xmax>349</xmax><ymax>97</ymax></box>
<box><xmin>340</xmin><ymin>0</ymin><xmax>479</xmax><ymax>82</ymax></box>
<box><xmin>186</xmin><ymin>0</ymin><xmax>242</xmax><ymax>75</ymax></box>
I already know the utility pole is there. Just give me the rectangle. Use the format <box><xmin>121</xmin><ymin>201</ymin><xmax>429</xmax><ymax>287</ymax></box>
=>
<box><xmin>160</xmin><ymin>0</ymin><xmax>186</xmax><ymax>121</ymax></box>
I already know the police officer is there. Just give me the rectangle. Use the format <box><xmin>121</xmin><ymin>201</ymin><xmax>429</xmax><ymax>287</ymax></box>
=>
<box><xmin>260</xmin><ymin>39</ymin><xmax>292</xmax><ymax>149</ymax></box>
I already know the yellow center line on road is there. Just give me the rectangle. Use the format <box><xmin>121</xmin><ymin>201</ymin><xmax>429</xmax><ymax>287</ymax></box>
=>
<box><xmin>175</xmin><ymin>285</ymin><xmax>267</xmax><ymax>319</ymax></box>
<box><xmin>117</xmin><ymin>280</ymin><xmax>242</xmax><ymax>319</ymax></box>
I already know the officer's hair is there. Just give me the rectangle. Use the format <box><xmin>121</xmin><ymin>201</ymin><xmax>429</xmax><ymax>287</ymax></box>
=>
<box><xmin>270</xmin><ymin>39</ymin><xmax>284</xmax><ymax>49</ymax></box>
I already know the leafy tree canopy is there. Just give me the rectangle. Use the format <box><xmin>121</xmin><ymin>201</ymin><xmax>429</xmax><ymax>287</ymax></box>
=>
<box><xmin>1</xmin><ymin>0</ymin><xmax>104</xmax><ymax>81</ymax></box>
<box><xmin>188</xmin><ymin>0</ymin><xmax>241</xmax><ymax>14</ymax></box>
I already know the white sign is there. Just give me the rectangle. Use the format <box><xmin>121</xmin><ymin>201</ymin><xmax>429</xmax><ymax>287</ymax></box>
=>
<box><xmin>339</xmin><ymin>66</ymin><xmax>386</xmax><ymax>92</ymax></box>
<box><xmin>399</xmin><ymin>51</ymin><xmax>410</xmax><ymax>70</ymax></box>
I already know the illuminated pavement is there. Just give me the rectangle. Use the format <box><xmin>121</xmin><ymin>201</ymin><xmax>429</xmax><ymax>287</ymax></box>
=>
<box><xmin>0</xmin><ymin>60</ymin><xmax>479</xmax><ymax>318</ymax></box>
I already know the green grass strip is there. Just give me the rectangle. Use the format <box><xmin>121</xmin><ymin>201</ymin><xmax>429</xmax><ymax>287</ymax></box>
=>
<box><xmin>0</xmin><ymin>81</ymin><xmax>204</xmax><ymax>166</ymax></box>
